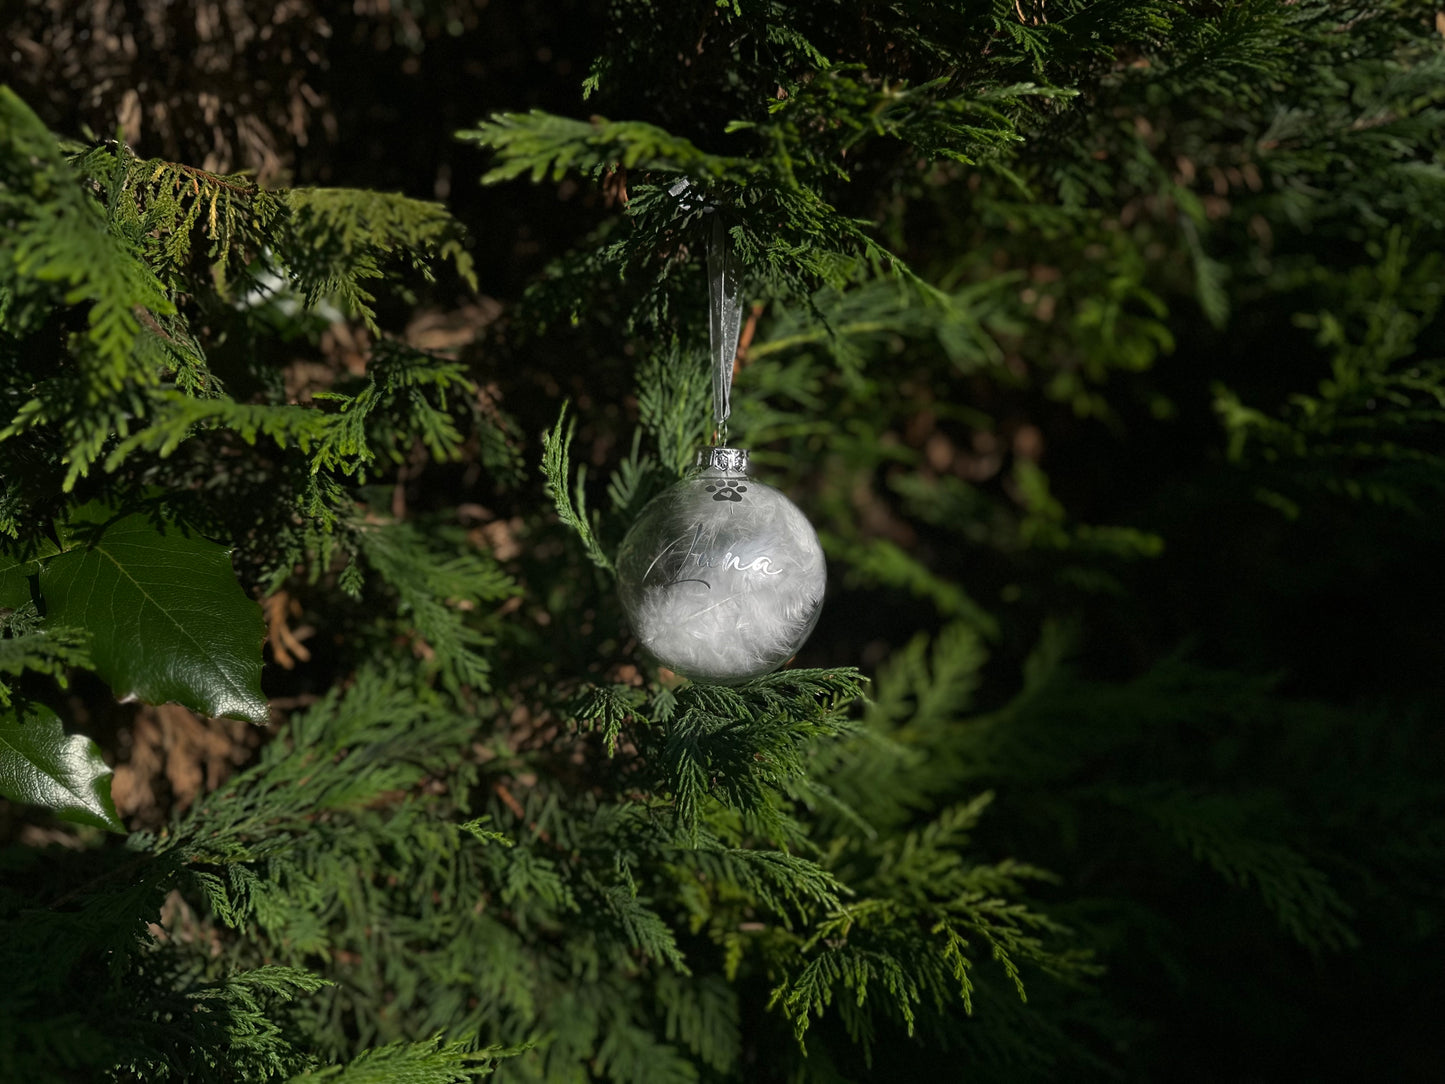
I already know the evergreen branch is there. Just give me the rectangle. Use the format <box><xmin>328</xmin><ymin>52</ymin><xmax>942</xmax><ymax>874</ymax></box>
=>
<box><xmin>284</xmin><ymin>189</ymin><xmax>477</xmax><ymax>334</ymax></box>
<box><xmin>0</xmin><ymin>624</ymin><xmax>91</xmax><ymax>705</ymax></box>
<box><xmin>740</xmin><ymin>70</ymin><xmax>1076</xmax><ymax>173</ymax></box>
<box><xmin>1118</xmin><ymin>785</ymin><xmax>1359</xmax><ymax>951</ymax></box>
<box><xmin>461</xmin><ymin>111</ymin><xmax>755</xmax><ymax>184</ymax></box>
<box><xmin>574</xmin><ymin>683</ymin><xmax>648</xmax><ymax>756</ymax></box>
<box><xmin>591</xmin><ymin>876</ymin><xmax>690</xmax><ymax>973</ymax></box>
<box><xmin>681</xmin><ymin>846</ymin><xmax>847</xmax><ymax>923</ymax></box>
<box><xmin>0</xmin><ymin>88</ymin><xmax>174</xmax><ymax>394</ymax></box>
<box><xmin>652</xmin><ymin>973</ymin><xmax>738</xmax><ymax>1077</ymax></box>
<box><xmin>654</xmin><ymin>672</ymin><xmax>867</xmax><ymax>843</ymax></box>
<box><xmin>635</xmin><ymin>342</ymin><xmax>711</xmax><ymax>478</ymax></box>
<box><xmin>97</xmin><ymin>341</ymin><xmax>475</xmax><ymax>478</ymax></box>
<box><xmin>540</xmin><ymin>403</ymin><xmax>615</xmax><ymax>574</ymax></box>
<box><xmin>172</xmin><ymin>667</ymin><xmax>478</xmax><ymax>863</ymax></box>
<box><xmin>287</xmin><ymin>1035</ymin><xmax>517</xmax><ymax>1084</ymax></box>
<box><xmin>822</xmin><ymin>532</ymin><xmax>1000</xmax><ymax>638</ymax></box>
<box><xmin>101</xmin><ymin>392</ymin><xmax>367</xmax><ymax>474</ymax></box>
<box><xmin>74</xmin><ymin>144</ymin><xmax>285</xmax><ymax>296</ymax></box>
<box><xmin>356</xmin><ymin>519</ymin><xmax>515</xmax><ymax>693</ymax></box>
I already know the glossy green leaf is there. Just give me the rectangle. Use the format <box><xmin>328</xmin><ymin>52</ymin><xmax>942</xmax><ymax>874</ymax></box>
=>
<box><xmin>0</xmin><ymin>551</ymin><xmax>36</xmax><ymax>611</ymax></box>
<box><xmin>0</xmin><ymin>701</ymin><xmax>122</xmax><ymax>831</ymax></box>
<box><xmin>41</xmin><ymin>509</ymin><xmax>268</xmax><ymax>724</ymax></box>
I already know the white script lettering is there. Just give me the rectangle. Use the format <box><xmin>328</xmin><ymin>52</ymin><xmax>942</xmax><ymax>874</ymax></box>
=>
<box><xmin>724</xmin><ymin>552</ymin><xmax>783</xmax><ymax>575</ymax></box>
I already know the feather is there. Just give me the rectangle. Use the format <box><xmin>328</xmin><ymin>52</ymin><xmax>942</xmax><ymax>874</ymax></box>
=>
<box><xmin>618</xmin><ymin>475</ymin><xmax>826</xmax><ymax>683</ymax></box>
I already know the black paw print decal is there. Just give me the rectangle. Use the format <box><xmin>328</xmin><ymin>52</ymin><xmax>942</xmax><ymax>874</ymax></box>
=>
<box><xmin>705</xmin><ymin>482</ymin><xmax>748</xmax><ymax>503</ymax></box>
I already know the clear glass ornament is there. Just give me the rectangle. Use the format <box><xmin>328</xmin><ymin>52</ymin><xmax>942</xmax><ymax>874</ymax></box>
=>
<box><xmin>617</xmin><ymin>447</ymin><xmax>826</xmax><ymax>683</ymax></box>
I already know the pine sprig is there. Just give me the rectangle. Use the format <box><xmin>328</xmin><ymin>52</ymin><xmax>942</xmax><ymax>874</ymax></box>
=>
<box><xmin>0</xmin><ymin>89</ymin><xmax>174</xmax><ymax>394</ymax></box>
<box><xmin>286</xmin><ymin>1035</ymin><xmax>519</xmax><ymax>1084</ymax></box>
<box><xmin>540</xmin><ymin>403</ymin><xmax>615</xmax><ymax>574</ymax></box>
<box><xmin>356</xmin><ymin>518</ymin><xmax>515</xmax><ymax>693</ymax></box>
<box><xmin>0</xmin><ymin>624</ymin><xmax>91</xmax><ymax>705</ymax></box>
<box><xmin>285</xmin><ymin>188</ymin><xmax>478</xmax><ymax>334</ymax></box>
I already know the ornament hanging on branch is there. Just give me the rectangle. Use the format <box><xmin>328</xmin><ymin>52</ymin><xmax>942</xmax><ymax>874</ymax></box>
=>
<box><xmin>617</xmin><ymin>193</ymin><xmax>826</xmax><ymax>683</ymax></box>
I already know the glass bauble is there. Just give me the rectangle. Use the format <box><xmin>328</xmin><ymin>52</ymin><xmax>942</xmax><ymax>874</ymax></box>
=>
<box><xmin>616</xmin><ymin>448</ymin><xmax>826</xmax><ymax>683</ymax></box>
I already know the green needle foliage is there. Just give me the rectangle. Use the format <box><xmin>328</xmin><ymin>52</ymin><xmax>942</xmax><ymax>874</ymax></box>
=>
<box><xmin>2</xmin><ymin>0</ymin><xmax>1444</xmax><ymax>1081</ymax></box>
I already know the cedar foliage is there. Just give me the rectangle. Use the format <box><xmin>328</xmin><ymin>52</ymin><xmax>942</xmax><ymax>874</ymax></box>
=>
<box><xmin>2</xmin><ymin>2</ymin><xmax>1444</xmax><ymax>1082</ymax></box>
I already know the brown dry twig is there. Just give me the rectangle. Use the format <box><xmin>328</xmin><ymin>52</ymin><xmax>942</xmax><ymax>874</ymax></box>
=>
<box><xmin>111</xmin><ymin>704</ymin><xmax>258</xmax><ymax>824</ymax></box>
<box><xmin>735</xmin><ymin>301</ymin><xmax>765</xmax><ymax>370</ymax></box>
<box><xmin>264</xmin><ymin>590</ymin><xmax>314</xmax><ymax>670</ymax></box>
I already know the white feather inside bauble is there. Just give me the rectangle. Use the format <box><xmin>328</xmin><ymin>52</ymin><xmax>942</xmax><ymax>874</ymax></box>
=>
<box><xmin>617</xmin><ymin>452</ymin><xmax>826</xmax><ymax>683</ymax></box>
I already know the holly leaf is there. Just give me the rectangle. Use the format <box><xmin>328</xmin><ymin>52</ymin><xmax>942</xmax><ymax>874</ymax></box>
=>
<box><xmin>0</xmin><ymin>701</ymin><xmax>123</xmax><ymax>831</ymax></box>
<box><xmin>0</xmin><ymin>549</ymin><xmax>39</xmax><ymax>611</ymax></box>
<box><xmin>41</xmin><ymin>508</ymin><xmax>268</xmax><ymax>724</ymax></box>
<box><xmin>2</xmin><ymin>537</ymin><xmax>62</xmax><ymax>615</ymax></box>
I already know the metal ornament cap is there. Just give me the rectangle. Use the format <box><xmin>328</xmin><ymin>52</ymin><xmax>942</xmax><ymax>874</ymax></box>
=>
<box><xmin>617</xmin><ymin>447</ymin><xmax>826</xmax><ymax>684</ymax></box>
<box><xmin>694</xmin><ymin>446</ymin><xmax>749</xmax><ymax>475</ymax></box>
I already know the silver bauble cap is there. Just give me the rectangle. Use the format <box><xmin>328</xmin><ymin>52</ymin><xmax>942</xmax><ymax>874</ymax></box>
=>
<box><xmin>694</xmin><ymin>446</ymin><xmax>749</xmax><ymax>475</ymax></box>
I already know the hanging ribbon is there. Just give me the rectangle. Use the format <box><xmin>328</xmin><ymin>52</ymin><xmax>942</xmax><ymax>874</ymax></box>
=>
<box><xmin>670</xmin><ymin>178</ymin><xmax>744</xmax><ymax>445</ymax></box>
<box><xmin>706</xmin><ymin>213</ymin><xmax>743</xmax><ymax>445</ymax></box>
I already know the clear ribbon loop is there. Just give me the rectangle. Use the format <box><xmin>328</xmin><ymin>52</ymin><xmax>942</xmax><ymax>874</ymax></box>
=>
<box><xmin>706</xmin><ymin>213</ymin><xmax>743</xmax><ymax>444</ymax></box>
<box><xmin>671</xmin><ymin>179</ymin><xmax>743</xmax><ymax>444</ymax></box>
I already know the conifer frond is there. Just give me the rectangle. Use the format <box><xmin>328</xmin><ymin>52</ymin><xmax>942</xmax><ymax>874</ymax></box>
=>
<box><xmin>592</xmin><ymin>876</ymin><xmax>690</xmax><ymax>973</ymax></box>
<box><xmin>0</xmin><ymin>88</ymin><xmax>173</xmax><ymax>393</ymax></box>
<box><xmin>467</xmin><ymin>109</ymin><xmax>909</xmax><ymax>300</ymax></box>
<box><xmin>173</xmin><ymin>667</ymin><xmax>478</xmax><ymax>862</ymax></box>
<box><xmin>807</xmin><ymin>623</ymin><xmax>990</xmax><ymax>837</ymax></box>
<box><xmin>655</xmin><ymin>671</ymin><xmax>866</xmax><ymax>841</ymax></box>
<box><xmin>635</xmin><ymin>343</ymin><xmax>712</xmax><ymax>477</ymax></box>
<box><xmin>77</xmin><ymin>145</ymin><xmax>284</xmax><ymax>295</ymax></box>
<box><xmin>1216</xmin><ymin>231</ymin><xmax>1445</xmax><ymax>516</ymax></box>
<box><xmin>970</xmin><ymin>641</ymin><xmax>1376</xmax><ymax>956</ymax></box>
<box><xmin>105</xmin><ymin>965</ymin><xmax>331</xmax><ymax>1082</ymax></box>
<box><xmin>1120</xmin><ymin>786</ymin><xmax>1358</xmax><ymax>951</ymax></box>
<box><xmin>741</xmin><ymin>70</ymin><xmax>1074</xmax><ymax>173</ymax></box>
<box><xmin>462</xmin><ymin>111</ymin><xmax>752</xmax><ymax>185</ymax></box>
<box><xmin>682</xmin><ymin>845</ymin><xmax>846</xmax><ymax>922</ymax></box>
<box><xmin>287</xmin><ymin>1035</ymin><xmax>516</xmax><ymax>1084</ymax></box>
<box><xmin>540</xmin><ymin>403</ymin><xmax>615</xmax><ymax>574</ymax></box>
<box><xmin>0</xmin><ymin>624</ymin><xmax>91</xmax><ymax>705</ymax></box>
<box><xmin>823</xmin><ymin>532</ymin><xmax>1000</xmax><ymax>637</ymax></box>
<box><xmin>356</xmin><ymin>519</ymin><xmax>515</xmax><ymax>693</ymax></box>
<box><xmin>748</xmin><ymin>276</ymin><xmax>1015</xmax><ymax>379</ymax></box>
<box><xmin>605</xmin><ymin>430</ymin><xmax>667</xmax><ymax>526</ymax></box>
<box><xmin>591</xmin><ymin>1017</ymin><xmax>701</xmax><ymax>1084</ymax></box>
<box><xmin>653</xmin><ymin>972</ymin><xmax>739</xmax><ymax>1077</ymax></box>
<box><xmin>97</xmin><ymin>338</ymin><xmax>479</xmax><ymax>484</ymax></box>
<box><xmin>285</xmin><ymin>188</ymin><xmax>477</xmax><ymax>334</ymax></box>
<box><xmin>102</xmin><ymin>393</ymin><xmax>360</xmax><ymax>473</ymax></box>
<box><xmin>574</xmin><ymin>683</ymin><xmax>647</xmax><ymax>756</ymax></box>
